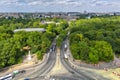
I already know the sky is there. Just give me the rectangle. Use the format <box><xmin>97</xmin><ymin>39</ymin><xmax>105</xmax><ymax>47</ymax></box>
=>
<box><xmin>0</xmin><ymin>0</ymin><xmax>120</xmax><ymax>12</ymax></box>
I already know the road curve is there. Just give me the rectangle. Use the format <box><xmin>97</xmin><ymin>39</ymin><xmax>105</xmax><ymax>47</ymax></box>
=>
<box><xmin>60</xmin><ymin>41</ymin><xmax>95</xmax><ymax>80</ymax></box>
<box><xmin>30</xmin><ymin>51</ymin><xmax>56</xmax><ymax>78</ymax></box>
<box><xmin>13</xmin><ymin>40</ymin><xmax>57</xmax><ymax>80</ymax></box>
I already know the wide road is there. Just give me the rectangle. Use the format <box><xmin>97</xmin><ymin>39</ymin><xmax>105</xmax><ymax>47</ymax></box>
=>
<box><xmin>13</xmin><ymin>39</ymin><xmax>57</xmax><ymax>80</ymax></box>
<box><xmin>29</xmin><ymin>50</ymin><xmax>56</xmax><ymax>79</ymax></box>
<box><xmin>60</xmin><ymin>41</ymin><xmax>94</xmax><ymax>80</ymax></box>
<box><xmin>11</xmin><ymin>38</ymin><xmax>108</xmax><ymax>80</ymax></box>
<box><xmin>61</xmin><ymin>38</ymin><xmax>110</xmax><ymax>80</ymax></box>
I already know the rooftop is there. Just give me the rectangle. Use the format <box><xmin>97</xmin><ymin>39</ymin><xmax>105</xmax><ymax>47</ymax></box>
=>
<box><xmin>14</xmin><ymin>28</ymin><xmax>46</xmax><ymax>32</ymax></box>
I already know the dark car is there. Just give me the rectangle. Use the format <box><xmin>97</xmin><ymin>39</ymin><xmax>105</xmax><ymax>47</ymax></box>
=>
<box><xmin>52</xmin><ymin>45</ymin><xmax>56</xmax><ymax>51</ymax></box>
<box><xmin>24</xmin><ymin>78</ymin><xmax>30</xmax><ymax>80</ymax></box>
<box><xmin>20</xmin><ymin>70</ymin><xmax>26</xmax><ymax>73</ymax></box>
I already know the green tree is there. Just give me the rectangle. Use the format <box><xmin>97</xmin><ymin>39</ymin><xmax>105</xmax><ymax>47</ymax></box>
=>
<box><xmin>93</xmin><ymin>41</ymin><xmax>114</xmax><ymax>62</ymax></box>
<box><xmin>88</xmin><ymin>47</ymin><xmax>99</xmax><ymax>64</ymax></box>
<box><xmin>36</xmin><ymin>51</ymin><xmax>43</xmax><ymax>60</ymax></box>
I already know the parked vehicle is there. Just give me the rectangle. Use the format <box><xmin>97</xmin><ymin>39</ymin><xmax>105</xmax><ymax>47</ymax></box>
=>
<box><xmin>0</xmin><ymin>74</ymin><xmax>13</xmax><ymax>80</ymax></box>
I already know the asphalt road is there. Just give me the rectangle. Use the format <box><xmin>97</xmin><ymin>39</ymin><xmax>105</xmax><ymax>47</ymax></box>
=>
<box><xmin>13</xmin><ymin>40</ymin><xmax>57</xmax><ymax>80</ymax></box>
<box><xmin>60</xmin><ymin>41</ymin><xmax>94</xmax><ymax>80</ymax></box>
<box><xmin>3</xmin><ymin>38</ymin><xmax>110</xmax><ymax>80</ymax></box>
<box><xmin>61</xmin><ymin>39</ymin><xmax>110</xmax><ymax>80</ymax></box>
<box><xmin>29</xmin><ymin>51</ymin><xmax>56</xmax><ymax>79</ymax></box>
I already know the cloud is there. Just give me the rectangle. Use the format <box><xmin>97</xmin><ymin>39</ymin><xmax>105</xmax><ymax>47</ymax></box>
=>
<box><xmin>94</xmin><ymin>1</ymin><xmax>108</xmax><ymax>6</ymax></box>
<box><xmin>28</xmin><ymin>1</ymin><xmax>41</xmax><ymax>6</ymax></box>
<box><xmin>0</xmin><ymin>0</ymin><xmax>120</xmax><ymax>12</ymax></box>
<box><xmin>27</xmin><ymin>0</ymin><xmax>82</xmax><ymax>6</ymax></box>
<box><xmin>91</xmin><ymin>0</ymin><xmax>98</xmax><ymax>3</ymax></box>
<box><xmin>0</xmin><ymin>0</ymin><xmax>119</xmax><ymax>7</ymax></box>
<box><xmin>90</xmin><ymin>0</ymin><xmax>120</xmax><ymax>7</ymax></box>
<box><xmin>0</xmin><ymin>0</ymin><xmax>26</xmax><ymax>6</ymax></box>
<box><xmin>0</xmin><ymin>0</ymin><xmax>17</xmax><ymax>5</ymax></box>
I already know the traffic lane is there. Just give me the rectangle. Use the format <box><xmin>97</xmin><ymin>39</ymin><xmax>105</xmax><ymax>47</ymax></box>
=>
<box><xmin>13</xmin><ymin>49</ymin><xmax>56</xmax><ymax>80</ymax></box>
<box><xmin>34</xmin><ymin>51</ymin><xmax>56</xmax><ymax>76</ymax></box>
<box><xmin>60</xmin><ymin>50</ymin><xmax>90</xmax><ymax>80</ymax></box>
<box><xmin>27</xmin><ymin>44</ymin><xmax>56</xmax><ymax>77</ymax></box>
<box><xmin>30</xmin><ymin>46</ymin><xmax>56</xmax><ymax>76</ymax></box>
<box><xmin>62</xmin><ymin>40</ymin><xmax>110</xmax><ymax>80</ymax></box>
<box><xmin>27</xmin><ymin>51</ymin><xmax>56</xmax><ymax>79</ymax></box>
<box><xmin>60</xmin><ymin>42</ymin><xmax>95</xmax><ymax>80</ymax></box>
<box><xmin>31</xmin><ymin>75</ymin><xmax>80</xmax><ymax>80</ymax></box>
<box><xmin>5</xmin><ymin>39</ymin><xmax>57</xmax><ymax>80</ymax></box>
<box><xmin>63</xmin><ymin>40</ymin><xmax>110</xmax><ymax>80</ymax></box>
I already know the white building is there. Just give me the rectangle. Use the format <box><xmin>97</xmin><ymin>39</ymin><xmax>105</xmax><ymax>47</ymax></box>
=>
<box><xmin>14</xmin><ymin>28</ymin><xmax>46</xmax><ymax>32</ymax></box>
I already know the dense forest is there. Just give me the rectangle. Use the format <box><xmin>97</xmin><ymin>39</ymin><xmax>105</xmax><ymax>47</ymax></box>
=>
<box><xmin>0</xmin><ymin>17</ymin><xmax>68</xmax><ymax>69</ymax></box>
<box><xmin>69</xmin><ymin>16</ymin><xmax>120</xmax><ymax>64</ymax></box>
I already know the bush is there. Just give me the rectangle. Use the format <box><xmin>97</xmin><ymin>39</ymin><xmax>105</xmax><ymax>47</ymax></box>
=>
<box><xmin>36</xmin><ymin>51</ymin><xmax>43</xmax><ymax>60</ymax></box>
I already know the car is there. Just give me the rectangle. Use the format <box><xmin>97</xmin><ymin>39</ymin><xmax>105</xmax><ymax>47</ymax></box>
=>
<box><xmin>52</xmin><ymin>45</ymin><xmax>56</xmax><ymax>51</ymax></box>
<box><xmin>64</xmin><ymin>44</ymin><xmax>67</xmax><ymax>51</ymax></box>
<box><xmin>24</xmin><ymin>78</ymin><xmax>30</xmax><ymax>80</ymax></box>
<box><xmin>50</xmin><ymin>49</ymin><xmax>52</xmax><ymax>52</ymax></box>
<box><xmin>20</xmin><ymin>70</ymin><xmax>26</xmax><ymax>73</ymax></box>
<box><xmin>13</xmin><ymin>70</ymin><xmax>19</xmax><ymax>75</ymax></box>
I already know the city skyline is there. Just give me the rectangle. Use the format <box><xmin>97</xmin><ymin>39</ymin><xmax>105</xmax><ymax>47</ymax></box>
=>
<box><xmin>0</xmin><ymin>0</ymin><xmax>120</xmax><ymax>12</ymax></box>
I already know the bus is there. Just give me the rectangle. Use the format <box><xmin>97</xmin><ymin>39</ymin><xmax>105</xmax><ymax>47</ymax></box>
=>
<box><xmin>0</xmin><ymin>74</ymin><xmax>13</xmax><ymax>80</ymax></box>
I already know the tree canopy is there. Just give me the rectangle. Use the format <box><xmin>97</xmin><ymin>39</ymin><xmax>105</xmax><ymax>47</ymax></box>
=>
<box><xmin>69</xmin><ymin>16</ymin><xmax>120</xmax><ymax>63</ymax></box>
<box><xmin>0</xmin><ymin>17</ymin><xmax>68</xmax><ymax>69</ymax></box>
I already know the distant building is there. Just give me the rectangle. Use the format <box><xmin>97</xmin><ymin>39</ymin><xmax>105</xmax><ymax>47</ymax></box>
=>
<box><xmin>43</xmin><ymin>21</ymin><xmax>55</xmax><ymax>24</ymax></box>
<box><xmin>84</xmin><ymin>10</ymin><xmax>87</xmax><ymax>14</ymax></box>
<box><xmin>114</xmin><ymin>12</ymin><xmax>120</xmax><ymax>15</ymax></box>
<box><xmin>86</xmin><ymin>16</ymin><xmax>91</xmax><ymax>19</ymax></box>
<box><xmin>14</xmin><ymin>28</ymin><xmax>46</xmax><ymax>32</ymax></box>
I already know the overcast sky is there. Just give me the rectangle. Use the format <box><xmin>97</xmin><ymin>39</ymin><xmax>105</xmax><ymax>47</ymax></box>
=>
<box><xmin>0</xmin><ymin>0</ymin><xmax>120</xmax><ymax>12</ymax></box>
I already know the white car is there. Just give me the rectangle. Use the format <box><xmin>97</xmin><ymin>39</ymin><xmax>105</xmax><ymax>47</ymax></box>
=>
<box><xmin>13</xmin><ymin>70</ymin><xmax>19</xmax><ymax>74</ymax></box>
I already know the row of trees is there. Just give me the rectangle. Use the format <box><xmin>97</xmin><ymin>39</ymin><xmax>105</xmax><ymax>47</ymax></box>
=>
<box><xmin>69</xmin><ymin>16</ymin><xmax>120</xmax><ymax>63</ymax></box>
<box><xmin>56</xmin><ymin>21</ymin><xmax>68</xmax><ymax>47</ymax></box>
